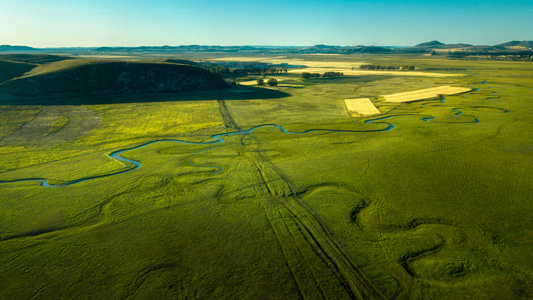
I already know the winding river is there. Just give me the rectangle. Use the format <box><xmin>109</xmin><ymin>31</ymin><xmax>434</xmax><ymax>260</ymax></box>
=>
<box><xmin>5</xmin><ymin>80</ymin><xmax>507</xmax><ymax>189</ymax></box>
<box><xmin>0</xmin><ymin>117</ymin><xmax>402</xmax><ymax>187</ymax></box>
<box><xmin>3</xmin><ymin>89</ymin><xmax>505</xmax><ymax>188</ymax></box>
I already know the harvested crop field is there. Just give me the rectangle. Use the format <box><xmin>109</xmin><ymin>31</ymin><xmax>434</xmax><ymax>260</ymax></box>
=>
<box><xmin>213</xmin><ymin>57</ymin><xmax>362</xmax><ymax>69</ymax></box>
<box><xmin>383</xmin><ymin>85</ymin><xmax>472</xmax><ymax>102</ymax></box>
<box><xmin>238</xmin><ymin>77</ymin><xmax>291</xmax><ymax>86</ymax></box>
<box><xmin>344</xmin><ymin>98</ymin><xmax>381</xmax><ymax>116</ymax></box>
<box><xmin>288</xmin><ymin>68</ymin><xmax>460</xmax><ymax>77</ymax></box>
<box><xmin>237</xmin><ymin>80</ymin><xmax>259</xmax><ymax>86</ymax></box>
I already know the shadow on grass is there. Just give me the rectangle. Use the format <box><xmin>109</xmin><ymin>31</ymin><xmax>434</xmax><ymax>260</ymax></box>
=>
<box><xmin>0</xmin><ymin>87</ymin><xmax>291</xmax><ymax>106</ymax></box>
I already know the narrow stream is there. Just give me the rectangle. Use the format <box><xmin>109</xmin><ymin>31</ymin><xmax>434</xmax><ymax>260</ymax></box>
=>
<box><xmin>0</xmin><ymin>117</ymin><xmax>401</xmax><ymax>187</ymax></box>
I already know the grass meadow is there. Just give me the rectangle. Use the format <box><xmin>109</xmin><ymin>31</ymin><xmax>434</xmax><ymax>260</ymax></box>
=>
<box><xmin>1</xmin><ymin>54</ymin><xmax>532</xmax><ymax>298</ymax></box>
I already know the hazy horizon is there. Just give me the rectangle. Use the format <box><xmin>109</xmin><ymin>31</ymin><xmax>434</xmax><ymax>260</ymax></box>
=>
<box><xmin>1</xmin><ymin>0</ymin><xmax>532</xmax><ymax>48</ymax></box>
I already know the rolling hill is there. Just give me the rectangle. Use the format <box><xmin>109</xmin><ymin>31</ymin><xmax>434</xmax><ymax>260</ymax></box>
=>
<box><xmin>0</xmin><ymin>54</ymin><xmax>77</xmax><ymax>84</ymax></box>
<box><xmin>0</xmin><ymin>45</ymin><xmax>37</xmax><ymax>52</ymax></box>
<box><xmin>0</xmin><ymin>60</ymin><xmax>37</xmax><ymax>84</ymax></box>
<box><xmin>495</xmin><ymin>40</ymin><xmax>533</xmax><ymax>49</ymax></box>
<box><xmin>0</xmin><ymin>54</ymin><xmax>74</xmax><ymax>65</ymax></box>
<box><xmin>0</xmin><ymin>59</ymin><xmax>228</xmax><ymax>101</ymax></box>
<box><xmin>412</xmin><ymin>40</ymin><xmax>446</xmax><ymax>49</ymax></box>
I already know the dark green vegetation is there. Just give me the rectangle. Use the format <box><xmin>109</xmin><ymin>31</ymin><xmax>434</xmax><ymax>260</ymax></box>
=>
<box><xmin>1</xmin><ymin>53</ymin><xmax>532</xmax><ymax>299</ymax></box>
<box><xmin>301</xmin><ymin>72</ymin><xmax>345</xmax><ymax>79</ymax></box>
<box><xmin>359</xmin><ymin>65</ymin><xmax>415</xmax><ymax>71</ymax></box>
<box><xmin>0</xmin><ymin>60</ymin><xmax>36</xmax><ymax>84</ymax></box>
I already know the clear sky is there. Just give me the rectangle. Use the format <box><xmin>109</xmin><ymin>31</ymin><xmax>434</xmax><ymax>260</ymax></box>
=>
<box><xmin>1</xmin><ymin>0</ymin><xmax>532</xmax><ymax>47</ymax></box>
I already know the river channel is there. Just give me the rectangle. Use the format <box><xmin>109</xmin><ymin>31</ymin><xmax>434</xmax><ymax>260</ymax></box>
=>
<box><xmin>0</xmin><ymin>115</ymin><xmax>447</xmax><ymax>187</ymax></box>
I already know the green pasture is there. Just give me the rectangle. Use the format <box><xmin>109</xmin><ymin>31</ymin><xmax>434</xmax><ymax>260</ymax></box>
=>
<box><xmin>1</xmin><ymin>54</ymin><xmax>532</xmax><ymax>298</ymax></box>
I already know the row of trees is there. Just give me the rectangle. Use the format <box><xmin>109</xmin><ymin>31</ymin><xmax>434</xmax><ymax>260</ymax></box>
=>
<box><xmin>447</xmin><ymin>52</ymin><xmax>533</xmax><ymax>61</ymax></box>
<box><xmin>263</xmin><ymin>67</ymin><xmax>288</xmax><ymax>74</ymax></box>
<box><xmin>358</xmin><ymin>65</ymin><xmax>415</xmax><ymax>71</ymax></box>
<box><xmin>301</xmin><ymin>72</ymin><xmax>320</xmax><ymax>79</ymax></box>
<box><xmin>323</xmin><ymin>71</ymin><xmax>344</xmax><ymax>78</ymax></box>
<box><xmin>300</xmin><ymin>72</ymin><xmax>344</xmax><ymax>79</ymax></box>
<box><xmin>203</xmin><ymin>65</ymin><xmax>287</xmax><ymax>78</ymax></box>
<box><xmin>257</xmin><ymin>78</ymin><xmax>278</xmax><ymax>86</ymax></box>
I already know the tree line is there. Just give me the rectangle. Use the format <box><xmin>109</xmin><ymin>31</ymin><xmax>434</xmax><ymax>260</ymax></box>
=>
<box><xmin>203</xmin><ymin>65</ymin><xmax>287</xmax><ymax>78</ymax></box>
<box><xmin>257</xmin><ymin>78</ymin><xmax>278</xmax><ymax>86</ymax></box>
<box><xmin>300</xmin><ymin>72</ymin><xmax>344</xmax><ymax>79</ymax></box>
<box><xmin>358</xmin><ymin>65</ymin><xmax>415</xmax><ymax>71</ymax></box>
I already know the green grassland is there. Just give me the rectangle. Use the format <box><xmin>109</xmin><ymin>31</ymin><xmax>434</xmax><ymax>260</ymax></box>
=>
<box><xmin>1</xmin><ymin>54</ymin><xmax>532</xmax><ymax>298</ymax></box>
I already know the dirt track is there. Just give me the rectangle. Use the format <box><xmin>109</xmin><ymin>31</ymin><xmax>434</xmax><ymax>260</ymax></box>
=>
<box><xmin>1</xmin><ymin>106</ymin><xmax>101</xmax><ymax>146</ymax></box>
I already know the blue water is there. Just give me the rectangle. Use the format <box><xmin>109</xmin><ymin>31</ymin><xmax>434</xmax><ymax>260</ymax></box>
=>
<box><xmin>363</xmin><ymin>116</ymin><xmax>395</xmax><ymax>131</ymax></box>
<box><xmin>453</xmin><ymin>108</ymin><xmax>463</xmax><ymax>115</ymax></box>
<box><xmin>0</xmin><ymin>118</ymin><xmax>401</xmax><ymax>187</ymax></box>
<box><xmin>422</xmin><ymin>116</ymin><xmax>435</xmax><ymax>122</ymax></box>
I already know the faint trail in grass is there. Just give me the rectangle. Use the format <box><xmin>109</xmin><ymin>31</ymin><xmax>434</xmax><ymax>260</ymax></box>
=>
<box><xmin>0</xmin><ymin>106</ymin><xmax>42</xmax><ymax>142</ymax></box>
<box><xmin>0</xmin><ymin>106</ymin><xmax>101</xmax><ymax>147</ymax></box>
<box><xmin>243</xmin><ymin>135</ymin><xmax>386</xmax><ymax>299</ymax></box>
<box><xmin>218</xmin><ymin>95</ymin><xmax>383</xmax><ymax>298</ymax></box>
<box><xmin>217</xmin><ymin>93</ymin><xmax>241</xmax><ymax>131</ymax></box>
<box><xmin>29</xmin><ymin>283</ymin><xmax>51</xmax><ymax>300</ymax></box>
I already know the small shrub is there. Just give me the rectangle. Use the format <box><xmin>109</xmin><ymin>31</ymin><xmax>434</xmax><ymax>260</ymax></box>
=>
<box><xmin>267</xmin><ymin>78</ymin><xmax>278</xmax><ymax>86</ymax></box>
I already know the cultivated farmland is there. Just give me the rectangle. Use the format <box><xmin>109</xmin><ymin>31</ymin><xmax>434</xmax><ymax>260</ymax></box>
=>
<box><xmin>345</xmin><ymin>98</ymin><xmax>381</xmax><ymax>116</ymax></box>
<box><xmin>382</xmin><ymin>85</ymin><xmax>472</xmax><ymax>102</ymax></box>
<box><xmin>288</xmin><ymin>67</ymin><xmax>460</xmax><ymax>77</ymax></box>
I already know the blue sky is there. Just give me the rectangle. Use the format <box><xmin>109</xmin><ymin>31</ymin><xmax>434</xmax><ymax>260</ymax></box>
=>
<box><xmin>1</xmin><ymin>0</ymin><xmax>531</xmax><ymax>47</ymax></box>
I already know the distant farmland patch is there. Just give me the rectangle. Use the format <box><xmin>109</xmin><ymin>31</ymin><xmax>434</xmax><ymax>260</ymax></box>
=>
<box><xmin>344</xmin><ymin>98</ymin><xmax>381</xmax><ymax>116</ymax></box>
<box><xmin>289</xmin><ymin>68</ymin><xmax>460</xmax><ymax>77</ymax></box>
<box><xmin>383</xmin><ymin>85</ymin><xmax>472</xmax><ymax>102</ymax></box>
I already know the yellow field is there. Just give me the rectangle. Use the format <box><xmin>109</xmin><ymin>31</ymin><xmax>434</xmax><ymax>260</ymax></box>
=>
<box><xmin>238</xmin><ymin>76</ymin><xmax>292</xmax><ymax>86</ymax></box>
<box><xmin>344</xmin><ymin>98</ymin><xmax>381</xmax><ymax>116</ymax></box>
<box><xmin>212</xmin><ymin>57</ymin><xmax>362</xmax><ymax>69</ymax></box>
<box><xmin>238</xmin><ymin>80</ymin><xmax>260</xmax><ymax>86</ymax></box>
<box><xmin>212</xmin><ymin>57</ymin><xmax>463</xmax><ymax>77</ymax></box>
<box><xmin>288</xmin><ymin>67</ymin><xmax>460</xmax><ymax>77</ymax></box>
<box><xmin>382</xmin><ymin>85</ymin><xmax>472</xmax><ymax>102</ymax></box>
<box><xmin>278</xmin><ymin>84</ymin><xmax>304</xmax><ymax>87</ymax></box>
<box><xmin>77</xmin><ymin>55</ymin><xmax>138</xmax><ymax>60</ymax></box>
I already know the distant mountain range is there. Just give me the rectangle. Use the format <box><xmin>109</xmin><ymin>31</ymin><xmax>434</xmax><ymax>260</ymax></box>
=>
<box><xmin>411</xmin><ymin>40</ymin><xmax>533</xmax><ymax>51</ymax></box>
<box><xmin>0</xmin><ymin>45</ymin><xmax>37</xmax><ymax>52</ymax></box>
<box><xmin>1</xmin><ymin>41</ymin><xmax>532</xmax><ymax>54</ymax></box>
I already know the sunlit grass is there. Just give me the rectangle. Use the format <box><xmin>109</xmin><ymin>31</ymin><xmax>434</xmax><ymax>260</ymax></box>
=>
<box><xmin>0</xmin><ymin>54</ymin><xmax>532</xmax><ymax>298</ymax></box>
